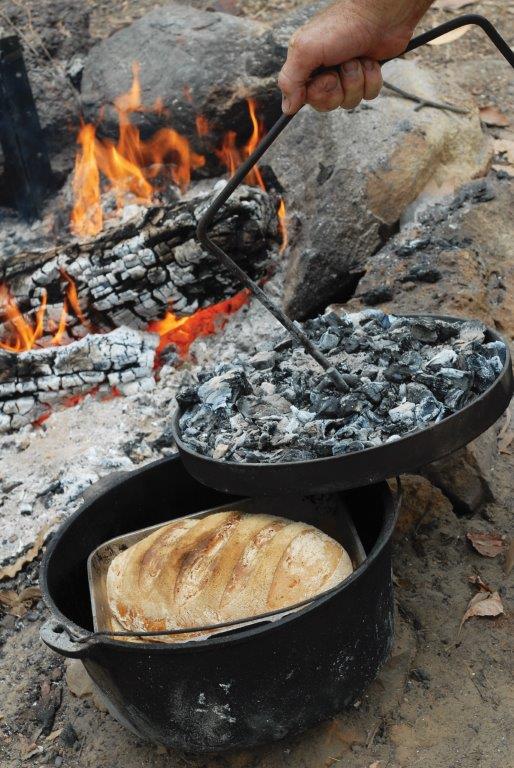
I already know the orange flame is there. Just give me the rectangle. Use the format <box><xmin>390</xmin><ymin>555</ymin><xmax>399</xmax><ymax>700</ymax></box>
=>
<box><xmin>67</xmin><ymin>79</ymin><xmax>288</xmax><ymax>359</ymax></box>
<box><xmin>195</xmin><ymin>114</ymin><xmax>210</xmax><ymax>138</ymax></box>
<box><xmin>277</xmin><ymin>197</ymin><xmax>288</xmax><ymax>254</ymax></box>
<box><xmin>149</xmin><ymin>290</ymin><xmax>249</xmax><ymax>358</ymax></box>
<box><xmin>0</xmin><ymin>275</ymin><xmax>88</xmax><ymax>353</ymax></box>
<box><xmin>61</xmin><ymin>270</ymin><xmax>89</xmax><ymax>328</ymax></box>
<box><xmin>51</xmin><ymin>300</ymin><xmax>68</xmax><ymax>346</ymax></box>
<box><xmin>215</xmin><ymin>99</ymin><xmax>266</xmax><ymax>190</ymax></box>
<box><xmin>71</xmin><ymin>123</ymin><xmax>103</xmax><ymax>237</ymax></box>
<box><xmin>0</xmin><ymin>285</ymin><xmax>48</xmax><ymax>352</ymax></box>
<box><xmin>71</xmin><ymin>63</ymin><xmax>206</xmax><ymax>237</ymax></box>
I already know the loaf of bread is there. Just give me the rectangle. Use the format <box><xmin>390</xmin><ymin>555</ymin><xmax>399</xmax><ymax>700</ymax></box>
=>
<box><xmin>106</xmin><ymin>511</ymin><xmax>353</xmax><ymax>642</ymax></box>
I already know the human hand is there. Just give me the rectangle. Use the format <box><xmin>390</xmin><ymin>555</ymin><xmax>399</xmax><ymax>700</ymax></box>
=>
<box><xmin>278</xmin><ymin>0</ymin><xmax>433</xmax><ymax>114</ymax></box>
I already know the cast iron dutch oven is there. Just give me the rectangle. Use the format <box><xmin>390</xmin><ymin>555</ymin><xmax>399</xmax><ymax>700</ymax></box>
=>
<box><xmin>40</xmin><ymin>456</ymin><xmax>398</xmax><ymax>753</ymax></box>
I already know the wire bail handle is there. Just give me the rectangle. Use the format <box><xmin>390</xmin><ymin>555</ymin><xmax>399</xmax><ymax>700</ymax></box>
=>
<box><xmin>196</xmin><ymin>14</ymin><xmax>514</xmax><ymax>385</ymax></box>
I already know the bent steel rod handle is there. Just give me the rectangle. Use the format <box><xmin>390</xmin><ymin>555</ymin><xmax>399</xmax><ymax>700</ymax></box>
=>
<box><xmin>196</xmin><ymin>14</ymin><xmax>514</xmax><ymax>379</ymax></box>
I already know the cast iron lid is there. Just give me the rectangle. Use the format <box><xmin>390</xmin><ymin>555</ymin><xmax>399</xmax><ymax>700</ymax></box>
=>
<box><xmin>173</xmin><ymin>318</ymin><xmax>512</xmax><ymax>497</ymax></box>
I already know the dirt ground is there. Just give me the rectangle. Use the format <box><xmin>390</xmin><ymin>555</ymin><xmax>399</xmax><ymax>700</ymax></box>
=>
<box><xmin>1</xmin><ymin>1</ymin><xmax>513</xmax><ymax>767</ymax></box>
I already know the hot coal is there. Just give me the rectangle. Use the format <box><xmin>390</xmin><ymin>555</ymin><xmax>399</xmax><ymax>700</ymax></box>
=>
<box><xmin>177</xmin><ymin>310</ymin><xmax>506</xmax><ymax>463</ymax></box>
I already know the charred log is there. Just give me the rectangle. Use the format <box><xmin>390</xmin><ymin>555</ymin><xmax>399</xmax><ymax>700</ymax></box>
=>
<box><xmin>1</xmin><ymin>184</ymin><xmax>278</xmax><ymax>336</ymax></box>
<box><xmin>0</xmin><ymin>328</ymin><xmax>158</xmax><ymax>432</ymax></box>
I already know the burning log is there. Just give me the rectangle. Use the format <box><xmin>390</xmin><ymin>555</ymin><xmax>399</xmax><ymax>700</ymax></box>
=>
<box><xmin>0</xmin><ymin>327</ymin><xmax>158</xmax><ymax>432</ymax></box>
<box><xmin>1</xmin><ymin>184</ymin><xmax>278</xmax><ymax>340</ymax></box>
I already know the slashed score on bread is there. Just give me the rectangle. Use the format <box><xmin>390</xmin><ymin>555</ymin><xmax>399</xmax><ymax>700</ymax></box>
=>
<box><xmin>106</xmin><ymin>511</ymin><xmax>353</xmax><ymax>642</ymax></box>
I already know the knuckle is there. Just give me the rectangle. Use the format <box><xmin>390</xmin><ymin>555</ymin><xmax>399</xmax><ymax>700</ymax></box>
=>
<box><xmin>277</xmin><ymin>70</ymin><xmax>289</xmax><ymax>90</ymax></box>
<box><xmin>289</xmin><ymin>30</ymin><xmax>308</xmax><ymax>51</ymax></box>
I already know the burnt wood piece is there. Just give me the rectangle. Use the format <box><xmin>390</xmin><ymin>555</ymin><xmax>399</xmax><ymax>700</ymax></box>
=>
<box><xmin>0</xmin><ymin>327</ymin><xmax>158</xmax><ymax>433</ymax></box>
<box><xmin>0</xmin><ymin>185</ymin><xmax>278</xmax><ymax>334</ymax></box>
<box><xmin>0</xmin><ymin>36</ymin><xmax>54</xmax><ymax>220</ymax></box>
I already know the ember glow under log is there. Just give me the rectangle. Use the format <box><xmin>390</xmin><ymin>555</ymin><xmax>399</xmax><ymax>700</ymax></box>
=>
<box><xmin>177</xmin><ymin>311</ymin><xmax>507</xmax><ymax>463</ymax></box>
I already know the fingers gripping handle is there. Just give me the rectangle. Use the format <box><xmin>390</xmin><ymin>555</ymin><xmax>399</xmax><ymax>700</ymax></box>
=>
<box><xmin>196</xmin><ymin>14</ymin><xmax>514</xmax><ymax>379</ymax></box>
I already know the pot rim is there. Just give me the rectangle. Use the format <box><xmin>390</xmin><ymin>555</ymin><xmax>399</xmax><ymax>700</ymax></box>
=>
<box><xmin>40</xmin><ymin>458</ymin><xmax>398</xmax><ymax>655</ymax></box>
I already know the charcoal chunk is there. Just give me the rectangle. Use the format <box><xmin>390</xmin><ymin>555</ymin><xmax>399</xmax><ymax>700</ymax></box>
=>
<box><xmin>361</xmin><ymin>286</ymin><xmax>394</xmax><ymax>306</ymax></box>
<box><xmin>176</xmin><ymin>311</ymin><xmax>504</xmax><ymax>464</ymax></box>
<box><xmin>248</xmin><ymin>351</ymin><xmax>276</xmax><ymax>370</ymax></box>
<box><xmin>402</xmin><ymin>265</ymin><xmax>442</xmax><ymax>283</ymax></box>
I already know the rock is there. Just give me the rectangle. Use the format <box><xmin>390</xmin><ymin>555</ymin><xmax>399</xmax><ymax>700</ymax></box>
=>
<box><xmin>60</xmin><ymin>722</ymin><xmax>78</xmax><ymax>747</ymax></box>
<box><xmin>66</xmin><ymin>659</ymin><xmax>93</xmax><ymax>699</ymax></box>
<box><xmin>393</xmin><ymin>475</ymin><xmax>453</xmax><ymax>538</ymax></box>
<box><xmin>422</xmin><ymin>442</ymin><xmax>495</xmax><ymax>516</ymax></box>
<box><xmin>391</xmin><ymin>437</ymin><xmax>495</xmax><ymax>519</ymax></box>
<box><xmin>80</xmin><ymin>2</ymin><xmax>285</xmax><ymax>155</ymax></box>
<box><xmin>270</xmin><ymin>59</ymin><xmax>491</xmax><ymax>319</ymax></box>
<box><xmin>65</xmin><ymin>660</ymin><xmax>108</xmax><ymax>713</ymax></box>
<box><xmin>346</xmin><ymin>174</ymin><xmax>514</xmax><ymax>340</ymax></box>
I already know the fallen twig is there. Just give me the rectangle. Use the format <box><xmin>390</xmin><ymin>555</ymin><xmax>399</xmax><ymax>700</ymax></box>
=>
<box><xmin>383</xmin><ymin>81</ymin><xmax>469</xmax><ymax>115</ymax></box>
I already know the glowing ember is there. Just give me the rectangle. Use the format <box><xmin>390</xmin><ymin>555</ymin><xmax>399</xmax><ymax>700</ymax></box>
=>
<box><xmin>0</xmin><ymin>275</ymin><xmax>88</xmax><ymax>353</ymax></box>
<box><xmin>149</xmin><ymin>290</ymin><xmax>249</xmax><ymax>358</ymax></box>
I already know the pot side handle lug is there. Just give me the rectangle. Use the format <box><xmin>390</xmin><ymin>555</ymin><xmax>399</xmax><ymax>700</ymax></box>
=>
<box><xmin>40</xmin><ymin>619</ymin><xmax>90</xmax><ymax>659</ymax></box>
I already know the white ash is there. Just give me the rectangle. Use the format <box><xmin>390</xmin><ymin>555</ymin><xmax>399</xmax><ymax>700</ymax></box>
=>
<box><xmin>0</xmin><ymin>279</ymin><xmax>285</xmax><ymax>564</ymax></box>
<box><xmin>0</xmin><ymin>327</ymin><xmax>158</xmax><ymax>432</ymax></box>
<box><xmin>177</xmin><ymin>310</ymin><xmax>506</xmax><ymax>463</ymax></box>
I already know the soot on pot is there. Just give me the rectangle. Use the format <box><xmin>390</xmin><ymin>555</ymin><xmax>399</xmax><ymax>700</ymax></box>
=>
<box><xmin>177</xmin><ymin>310</ymin><xmax>506</xmax><ymax>463</ymax></box>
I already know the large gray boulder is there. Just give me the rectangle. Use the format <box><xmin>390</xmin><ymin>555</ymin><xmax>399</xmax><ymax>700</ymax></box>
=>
<box><xmin>269</xmin><ymin>59</ymin><xmax>492</xmax><ymax>318</ymax></box>
<box><xmin>80</xmin><ymin>2</ymin><xmax>285</xmax><ymax>152</ymax></box>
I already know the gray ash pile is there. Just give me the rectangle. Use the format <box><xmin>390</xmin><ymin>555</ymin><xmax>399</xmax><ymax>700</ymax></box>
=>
<box><xmin>177</xmin><ymin>310</ymin><xmax>506</xmax><ymax>463</ymax></box>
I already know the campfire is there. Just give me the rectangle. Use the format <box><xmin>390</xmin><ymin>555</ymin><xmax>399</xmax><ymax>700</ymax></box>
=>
<box><xmin>0</xmin><ymin>65</ymin><xmax>287</xmax><ymax>432</ymax></box>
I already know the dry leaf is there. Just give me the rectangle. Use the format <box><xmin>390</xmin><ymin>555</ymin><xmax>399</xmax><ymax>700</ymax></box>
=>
<box><xmin>466</xmin><ymin>530</ymin><xmax>507</xmax><ymax>558</ymax></box>
<box><xmin>427</xmin><ymin>26</ymin><xmax>471</xmax><ymax>45</ymax></box>
<box><xmin>0</xmin><ymin>524</ymin><xmax>52</xmax><ymax>581</ymax></box>
<box><xmin>19</xmin><ymin>734</ymin><xmax>44</xmax><ymax>760</ymax></box>
<box><xmin>19</xmin><ymin>586</ymin><xmax>42</xmax><ymax>601</ymax></box>
<box><xmin>468</xmin><ymin>574</ymin><xmax>492</xmax><ymax>593</ymax></box>
<box><xmin>505</xmin><ymin>540</ymin><xmax>514</xmax><ymax>576</ymax></box>
<box><xmin>432</xmin><ymin>0</ymin><xmax>476</xmax><ymax>8</ymax></box>
<box><xmin>369</xmin><ymin>763</ymin><xmax>382</xmax><ymax>768</ymax></box>
<box><xmin>479</xmin><ymin>106</ymin><xmax>510</xmax><ymax>127</ymax></box>
<box><xmin>494</xmin><ymin>139</ymin><xmax>514</xmax><ymax>164</ymax></box>
<box><xmin>460</xmin><ymin>590</ymin><xmax>504</xmax><ymax>633</ymax></box>
<box><xmin>0</xmin><ymin>590</ymin><xmax>18</xmax><ymax>608</ymax></box>
<box><xmin>0</xmin><ymin>586</ymin><xmax>40</xmax><ymax>617</ymax></box>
